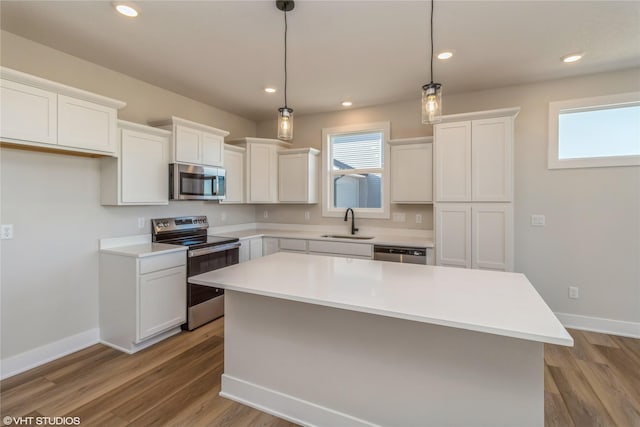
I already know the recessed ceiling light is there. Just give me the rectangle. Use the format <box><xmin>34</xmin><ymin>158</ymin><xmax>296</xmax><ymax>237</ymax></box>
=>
<box><xmin>114</xmin><ymin>3</ymin><xmax>139</xmax><ymax>17</ymax></box>
<box><xmin>341</xmin><ymin>101</ymin><xmax>353</xmax><ymax>107</ymax></box>
<box><xmin>561</xmin><ymin>52</ymin><xmax>584</xmax><ymax>63</ymax></box>
<box><xmin>264</xmin><ymin>87</ymin><xmax>277</xmax><ymax>93</ymax></box>
<box><xmin>437</xmin><ymin>51</ymin><xmax>453</xmax><ymax>60</ymax></box>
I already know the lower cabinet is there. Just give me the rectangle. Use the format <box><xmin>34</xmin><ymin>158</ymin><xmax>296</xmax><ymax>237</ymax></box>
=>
<box><xmin>263</xmin><ymin>237</ymin><xmax>279</xmax><ymax>256</ymax></box>
<box><xmin>307</xmin><ymin>240</ymin><xmax>373</xmax><ymax>259</ymax></box>
<box><xmin>239</xmin><ymin>237</ymin><xmax>263</xmax><ymax>263</ymax></box>
<box><xmin>435</xmin><ymin>203</ymin><xmax>513</xmax><ymax>271</ymax></box>
<box><xmin>99</xmin><ymin>250</ymin><xmax>187</xmax><ymax>353</ymax></box>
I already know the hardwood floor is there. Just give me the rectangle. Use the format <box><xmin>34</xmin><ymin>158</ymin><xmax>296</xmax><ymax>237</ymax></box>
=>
<box><xmin>1</xmin><ymin>320</ymin><xmax>638</xmax><ymax>426</ymax></box>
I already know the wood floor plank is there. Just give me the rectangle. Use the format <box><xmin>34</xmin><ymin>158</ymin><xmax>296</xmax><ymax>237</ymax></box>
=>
<box><xmin>0</xmin><ymin>344</ymin><xmax>109</xmax><ymax>391</ymax></box>
<box><xmin>548</xmin><ymin>364</ymin><xmax>617</xmax><ymax>426</ymax></box>
<box><xmin>67</xmin><ymin>336</ymin><xmax>222</xmax><ymax>423</ymax></box>
<box><xmin>544</xmin><ymin>391</ymin><xmax>576</xmax><ymax>427</ymax></box>
<box><xmin>577</xmin><ymin>359</ymin><xmax>640</xmax><ymax>427</ymax></box>
<box><xmin>580</xmin><ymin>330</ymin><xmax>620</xmax><ymax>348</ymax></box>
<box><xmin>594</xmin><ymin>343</ymin><xmax>640</xmax><ymax>405</ymax></box>
<box><xmin>126</xmin><ymin>364</ymin><xmax>224</xmax><ymax>427</ymax></box>
<box><xmin>544</xmin><ymin>363</ymin><xmax>560</xmax><ymax>394</ymax></box>
<box><xmin>566</xmin><ymin>330</ymin><xmax>609</xmax><ymax>365</ymax></box>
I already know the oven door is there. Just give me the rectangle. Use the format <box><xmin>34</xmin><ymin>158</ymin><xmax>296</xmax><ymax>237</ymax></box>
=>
<box><xmin>186</xmin><ymin>243</ymin><xmax>240</xmax><ymax>330</ymax></box>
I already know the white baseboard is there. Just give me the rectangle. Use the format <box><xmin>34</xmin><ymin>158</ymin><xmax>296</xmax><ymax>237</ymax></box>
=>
<box><xmin>555</xmin><ymin>312</ymin><xmax>640</xmax><ymax>339</ymax></box>
<box><xmin>1</xmin><ymin>328</ymin><xmax>99</xmax><ymax>380</ymax></box>
<box><xmin>221</xmin><ymin>374</ymin><xmax>379</xmax><ymax>427</ymax></box>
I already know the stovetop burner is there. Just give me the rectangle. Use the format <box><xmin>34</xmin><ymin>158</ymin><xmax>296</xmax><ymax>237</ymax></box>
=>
<box><xmin>151</xmin><ymin>216</ymin><xmax>239</xmax><ymax>249</ymax></box>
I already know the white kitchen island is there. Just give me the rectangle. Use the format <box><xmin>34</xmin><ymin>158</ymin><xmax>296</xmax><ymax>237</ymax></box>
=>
<box><xmin>189</xmin><ymin>252</ymin><xmax>573</xmax><ymax>427</ymax></box>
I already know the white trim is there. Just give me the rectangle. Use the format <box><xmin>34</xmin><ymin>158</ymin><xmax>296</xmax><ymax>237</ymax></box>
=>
<box><xmin>555</xmin><ymin>312</ymin><xmax>640</xmax><ymax>339</ymax></box>
<box><xmin>0</xmin><ymin>66</ymin><xmax>126</xmax><ymax>109</ymax></box>
<box><xmin>221</xmin><ymin>374</ymin><xmax>380</xmax><ymax>427</ymax></box>
<box><xmin>548</xmin><ymin>92</ymin><xmax>640</xmax><ymax>169</ymax></box>
<box><xmin>1</xmin><ymin>328</ymin><xmax>99</xmax><ymax>380</ymax></box>
<box><xmin>437</xmin><ymin>107</ymin><xmax>520</xmax><ymax>123</ymax></box>
<box><xmin>148</xmin><ymin>116</ymin><xmax>230</xmax><ymax>137</ymax></box>
<box><xmin>321</xmin><ymin>121</ymin><xmax>391</xmax><ymax>219</ymax></box>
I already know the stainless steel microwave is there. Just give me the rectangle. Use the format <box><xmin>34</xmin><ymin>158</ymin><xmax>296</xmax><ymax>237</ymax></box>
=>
<box><xmin>169</xmin><ymin>163</ymin><xmax>226</xmax><ymax>201</ymax></box>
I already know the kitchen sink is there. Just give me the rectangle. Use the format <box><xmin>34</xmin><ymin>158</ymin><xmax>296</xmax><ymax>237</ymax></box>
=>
<box><xmin>321</xmin><ymin>234</ymin><xmax>375</xmax><ymax>240</ymax></box>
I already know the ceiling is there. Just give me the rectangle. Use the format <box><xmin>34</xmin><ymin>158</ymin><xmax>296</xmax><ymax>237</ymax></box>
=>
<box><xmin>1</xmin><ymin>1</ymin><xmax>639</xmax><ymax>121</ymax></box>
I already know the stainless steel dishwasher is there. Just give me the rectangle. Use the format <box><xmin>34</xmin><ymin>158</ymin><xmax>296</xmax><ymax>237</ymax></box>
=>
<box><xmin>373</xmin><ymin>245</ymin><xmax>427</xmax><ymax>264</ymax></box>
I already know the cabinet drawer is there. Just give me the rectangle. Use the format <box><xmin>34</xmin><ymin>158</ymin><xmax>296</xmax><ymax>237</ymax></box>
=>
<box><xmin>307</xmin><ymin>240</ymin><xmax>372</xmax><ymax>258</ymax></box>
<box><xmin>139</xmin><ymin>251</ymin><xmax>186</xmax><ymax>274</ymax></box>
<box><xmin>279</xmin><ymin>238</ymin><xmax>307</xmax><ymax>252</ymax></box>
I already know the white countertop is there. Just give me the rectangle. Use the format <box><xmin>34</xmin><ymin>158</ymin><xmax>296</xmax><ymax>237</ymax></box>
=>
<box><xmin>189</xmin><ymin>252</ymin><xmax>573</xmax><ymax>346</ymax></box>
<box><xmin>215</xmin><ymin>228</ymin><xmax>434</xmax><ymax>248</ymax></box>
<box><xmin>100</xmin><ymin>242</ymin><xmax>186</xmax><ymax>258</ymax></box>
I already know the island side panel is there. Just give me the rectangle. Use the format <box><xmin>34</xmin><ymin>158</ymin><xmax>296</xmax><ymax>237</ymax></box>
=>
<box><xmin>222</xmin><ymin>290</ymin><xmax>543</xmax><ymax>427</ymax></box>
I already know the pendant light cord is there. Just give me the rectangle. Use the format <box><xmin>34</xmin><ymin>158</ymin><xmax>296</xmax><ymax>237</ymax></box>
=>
<box><xmin>430</xmin><ymin>0</ymin><xmax>434</xmax><ymax>84</ymax></box>
<box><xmin>284</xmin><ymin>8</ymin><xmax>288</xmax><ymax>108</ymax></box>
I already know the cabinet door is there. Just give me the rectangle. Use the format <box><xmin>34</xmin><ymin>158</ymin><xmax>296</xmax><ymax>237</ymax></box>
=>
<box><xmin>249</xmin><ymin>238</ymin><xmax>263</xmax><ymax>259</ymax></box>
<box><xmin>435</xmin><ymin>204</ymin><xmax>471</xmax><ymax>268</ymax></box>
<box><xmin>248</xmin><ymin>144</ymin><xmax>277</xmax><ymax>203</ymax></box>
<box><xmin>262</xmin><ymin>237</ymin><xmax>279</xmax><ymax>256</ymax></box>
<box><xmin>221</xmin><ymin>148</ymin><xmax>244</xmax><ymax>203</ymax></box>
<box><xmin>201</xmin><ymin>132</ymin><xmax>224</xmax><ymax>167</ymax></box>
<box><xmin>391</xmin><ymin>143</ymin><xmax>433</xmax><ymax>203</ymax></box>
<box><xmin>434</xmin><ymin>122</ymin><xmax>471</xmax><ymax>202</ymax></box>
<box><xmin>175</xmin><ymin>125</ymin><xmax>201</xmax><ymax>164</ymax></box>
<box><xmin>472</xmin><ymin>117</ymin><xmax>512</xmax><ymax>202</ymax></box>
<box><xmin>472</xmin><ymin>204</ymin><xmax>513</xmax><ymax>271</ymax></box>
<box><xmin>239</xmin><ymin>240</ymin><xmax>250</xmax><ymax>263</ymax></box>
<box><xmin>58</xmin><ymin>94</ymin><xmax>117</xmax><ymax>154</ymax></box>
<box><xmin>278</xmin><ymin>153</ymin><xmax>308</xmax><ymax>202</ymax></box>
<box><xmin>138</xmin><ymin>265</ymin><xmax>186</xmax><ymax>341</ymax></box>
<box><xmin>121</xmin><ymin>129</ymin><xmax>168</xmax><ymax>204</ymax></box>
<box><xmin>0</xmin><ymin>79</ymin><xmax>57</xmax><ymax>144</ymax></box>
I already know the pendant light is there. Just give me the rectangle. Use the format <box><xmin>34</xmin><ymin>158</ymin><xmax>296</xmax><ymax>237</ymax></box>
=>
<box><xmin>276</xmin><ymin>0</ymin><xmax>294</xmax><ymax>140</ymax></box>
<box><xmin>421</xmin><ymin>0</ymin><xmax>442</xmax><ymax>124</ymax></box>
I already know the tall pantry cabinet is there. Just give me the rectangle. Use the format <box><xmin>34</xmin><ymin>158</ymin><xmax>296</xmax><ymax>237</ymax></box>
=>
<box><xmin>434</xmin><ymin>107</ymin><xmax>519</xmax><ymax>271</ymax></box>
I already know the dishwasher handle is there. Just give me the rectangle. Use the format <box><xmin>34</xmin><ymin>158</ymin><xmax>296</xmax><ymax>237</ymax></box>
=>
<box><xmin>373</xmin><ymin>245</ymin><xmax>426</xmax><ymax>257</ymax></box>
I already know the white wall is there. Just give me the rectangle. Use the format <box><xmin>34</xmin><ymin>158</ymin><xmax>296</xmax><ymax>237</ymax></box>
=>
<box><xmin>0</xmin><ymin>32</ymin><xmax>257</xmax><ymax>360</ymax></box>
<box><xmin>258</xmin><ymin>68</ymin><xmax>640</xmax><ymax>326</ymax></box>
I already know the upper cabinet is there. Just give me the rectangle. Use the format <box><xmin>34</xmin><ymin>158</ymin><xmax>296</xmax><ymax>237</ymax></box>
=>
<box><xmin>149</xmin><ymin>116</ymin><xmax>229</xmax><ymax>167</ymax></box>
<box><xmin>434</xmin><ymin>108</ymin><xmax>519</xmax><ymax>202</ymax></box>
<box><xmin>0</xmin><ymin>67</ymin><xmax>125</xmax><ymax>156</ymax></box>
<box><xmin>101</xmin><ymin>120</ymin><xmax>171</xmax><ymax>206</ymax></box>
<box><xmin>389</xmin><ymin>137</ymin><xmax>433</xmax><ymax>203</ymax></box>
<box><xmin>278</xmin><ymin>148</ymin><xmax>319</xmax><ymax>204</ymax></box>
<box><xmin>220</xmin><ymin>144</ymin><xmax>246</xmax><ymax>204</ymax></box>
<box><xmin>226</xmin><ymin>137</ymin><xmax>292</xmax><ymax>204</ymax></box>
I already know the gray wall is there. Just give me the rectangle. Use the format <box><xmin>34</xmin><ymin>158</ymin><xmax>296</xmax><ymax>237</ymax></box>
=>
<box><xmin>0</xmin><ymin>31</ymin><xmax>258</xmax><ymax>359</ymax></box>
<box><xmin>257</xmin><ymin>68</ymin><xmax>640</xmax><ymax>325</ymax></box>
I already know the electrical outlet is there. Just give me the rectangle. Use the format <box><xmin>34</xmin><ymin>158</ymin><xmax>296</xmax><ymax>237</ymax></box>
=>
<box><xmin>304</xmin><ymin>211</ymin><xmax>311</xmax><ymax>220</ymax></box>
<box><xmin>568</xmin><ymin>286</ymin><xmax>579</xmax><ymax>299</ymax></box>
<box><xmin>263</xmin><ymin>210</ymin><xmax>269</xmax><ymax>219</ymax></box>
<box><xmin>531</xmin><ymin>214</ymin><xmax>546</xmax><ymax>226</ymax></box>
<box><xmin>137</xmin><ymin>217</ymin><xmax>145</xmax><ymax>229</ymax></box>
<box><xmin>392</xmin><ymin>213</ymin><xmax>406</xmax><ymax>222</ymax></box>
<box><xmin>416</xmin><ymin>214</ymin><xmax>423</xmax><ymax>224</ymax></box>
<box><xmin>1</xmin><ymin>224</ymin><xmax>13</xmax><ymax>239</ymax></box>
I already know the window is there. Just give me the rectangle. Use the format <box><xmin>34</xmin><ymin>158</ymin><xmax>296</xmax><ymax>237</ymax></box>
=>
<box><xmin>548</xmin><ymin>92</ymin><xmax>640</xmax><ymax>169</ymax></box>
<box><xmin>322</xmin><ymin>122</ymin><xmax>390</xmax><ymax>218</ymax></box>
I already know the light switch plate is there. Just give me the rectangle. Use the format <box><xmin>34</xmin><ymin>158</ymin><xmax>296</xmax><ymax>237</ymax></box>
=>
<box><xmin>416</xmin><ymin>214</ymin><xmax>423</xmax><ymax>224</ymax></box>
<box><xmin>392</xmin><ymin>213</ymin><xmax>406</xmax><ymax>222</ymax></box>
<box><xmin>531</xmin><ymin>214</ymin><xmax>546</xmax><ymax>226</ymax></box>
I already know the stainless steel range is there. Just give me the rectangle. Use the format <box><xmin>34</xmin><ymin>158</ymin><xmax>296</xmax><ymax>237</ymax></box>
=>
<box><xmin>151</xmin><ymin>216</ymin><xmax>240</xmax><ymax>330</ymax></box>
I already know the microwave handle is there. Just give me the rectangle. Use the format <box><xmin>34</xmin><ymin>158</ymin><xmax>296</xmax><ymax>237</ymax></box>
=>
<box><xmin>214</xmin><ymin>176</ymin><xmax>219</xmax><ymax>195</ymax></box>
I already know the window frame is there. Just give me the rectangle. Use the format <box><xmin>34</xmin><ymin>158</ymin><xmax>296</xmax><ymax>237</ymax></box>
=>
<box><xmin>321</xmin><ymin>121</ymin><xmax>391</xmax><ymax>219</ymax></box>
<box><xmin>548</xmin><ymin>91</ymin><xmax>640</xmax><ymax>169</ymax></box>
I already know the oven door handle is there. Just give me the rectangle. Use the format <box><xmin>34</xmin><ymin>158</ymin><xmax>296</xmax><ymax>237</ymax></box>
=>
<box><xmin>188</xmin><ymin>242</ymin><xmax>241</xmax><ymax>258</ymax></box>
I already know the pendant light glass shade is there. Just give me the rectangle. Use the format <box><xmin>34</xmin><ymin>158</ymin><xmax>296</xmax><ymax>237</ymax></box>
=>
<box><xmin>421</xmin><ymin>82</ymin><xmax>442</xmax><ymax>124</ymax></box>
<box><xmin>277</xmin><ymin>106</ymin><xmax>294</xmax><ymax>140</ymax></box>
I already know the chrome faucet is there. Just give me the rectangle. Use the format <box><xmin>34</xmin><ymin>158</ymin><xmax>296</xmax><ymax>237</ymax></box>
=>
<box><xmin>344</xmin><ymin>208</ymin><xmax>358</xmax><ymax>235</ymax></box>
